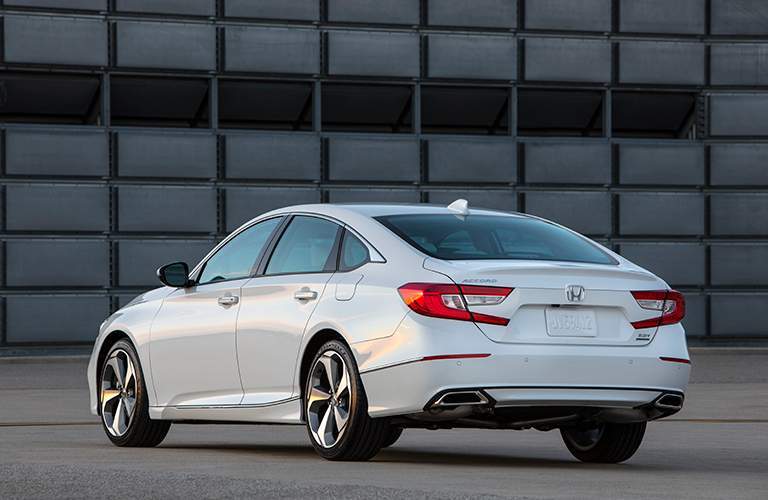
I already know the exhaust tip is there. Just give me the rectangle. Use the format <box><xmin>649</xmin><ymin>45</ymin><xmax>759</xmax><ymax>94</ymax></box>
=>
<box><xmin>655</xmin><ymin>393</ymin><xmax>684</xmax><ymax>411</ymax></box>
<box><xmin>432</xmin><ymin>390</ymin><xmax>489</xmax><ymax>408</ymax></box>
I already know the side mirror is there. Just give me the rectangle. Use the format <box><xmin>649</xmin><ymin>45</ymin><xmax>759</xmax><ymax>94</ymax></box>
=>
<box><xmin>157</xmin><ymin>262</ymin><xmax>191</xmax><ymax>288</ymax></box>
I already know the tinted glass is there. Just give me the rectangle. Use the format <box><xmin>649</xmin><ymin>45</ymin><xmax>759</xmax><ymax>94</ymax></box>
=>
<box><xmin>376</xmin><ymin>214</ymin><xmax>616</xmax><ymax>265</ymax></box>
<box><xmin>198</xmin><ymin>217</ymin><xmax>281</xmax><ymax>284</ymax></box>
<box><xmin>266</xmin><ymin>216</ymin><xmax>341</xmax><ymax>275</ymax></box>
<box><xmin>339</xmin><ymin>231</ymin><xmax>369</xmax><ymax>271</ymax></box>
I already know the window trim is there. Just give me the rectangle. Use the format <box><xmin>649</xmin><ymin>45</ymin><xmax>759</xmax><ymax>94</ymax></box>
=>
<box><xmin>191</xmin><ymin>215</ymin><xmax>286</xmax><ymax>287</ymax></box>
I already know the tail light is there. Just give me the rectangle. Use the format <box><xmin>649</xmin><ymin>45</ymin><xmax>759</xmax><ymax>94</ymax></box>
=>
<box><xmin>630</xmin><ymin>290</ymin><xmax>685</xmax><ymax>329</ymax></box>
<box><xmin>398</xmin><ymin>283</ymin><xmax>513</xmax><ymax>326</ymax></box>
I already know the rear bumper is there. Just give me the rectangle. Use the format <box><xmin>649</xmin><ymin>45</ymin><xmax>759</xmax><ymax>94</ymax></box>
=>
<box><xmin>355</xmin><ymin>313</ymin><xmax>690</xmax><ymax>418</ymax></box>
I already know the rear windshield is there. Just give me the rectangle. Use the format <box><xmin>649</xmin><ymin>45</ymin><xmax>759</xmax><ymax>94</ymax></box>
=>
<box><xmin>376</xmin><ymin>214</ymin><xmax>617</xmax><ymax>265</ymax></box>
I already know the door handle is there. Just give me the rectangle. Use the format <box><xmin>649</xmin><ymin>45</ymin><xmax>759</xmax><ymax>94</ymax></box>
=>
<box><xmin>294</xmin><ymin>289</ymin><xmax>318</xmax><ymax>301</ymax></box>
<box><xmin>217</xmin><ymin>295</ymin><xmax>239</xmax><ymax>306</ymax></box>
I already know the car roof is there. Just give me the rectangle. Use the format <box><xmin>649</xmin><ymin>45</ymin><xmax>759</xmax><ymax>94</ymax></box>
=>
<box><xmin>270</xmin><ymin>202</ymin><xmax>528</xmax><ymax>219</ymax></box>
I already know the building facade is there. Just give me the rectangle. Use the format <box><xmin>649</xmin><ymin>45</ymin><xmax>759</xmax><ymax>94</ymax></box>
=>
<box><xmin>1</xmin><ymin>0</ymin><xmax>767</xmax><ymax>346</ymax></box>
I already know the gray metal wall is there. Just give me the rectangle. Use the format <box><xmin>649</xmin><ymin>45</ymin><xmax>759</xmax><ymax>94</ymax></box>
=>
<box><xmin>0</xmin><ymin>0</ymin><xmax>766</xmax><ymax>346</ymax></box>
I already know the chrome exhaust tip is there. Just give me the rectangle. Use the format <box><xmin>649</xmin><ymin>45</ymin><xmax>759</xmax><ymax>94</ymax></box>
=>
<box><xmin>432</xmin><ymin>390</ymin><xmax>490</xmax><ymax>408</ymax></box>
<box><xmin>655</xmin><ymin>393</ymin><xmax>684</xmax><ymax>411</ymax></box>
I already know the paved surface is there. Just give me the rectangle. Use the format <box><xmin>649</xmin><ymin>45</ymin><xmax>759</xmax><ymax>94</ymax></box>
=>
<box><xmin>1</xmin><ymin>350</ymin><xmax>767</xmax><ymax>499</ymax></box>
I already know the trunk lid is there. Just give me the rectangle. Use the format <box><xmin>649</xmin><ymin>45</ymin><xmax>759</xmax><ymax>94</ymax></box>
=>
<box><xmin>424</xmin><ymin>258</ymin><xmax>666</xmax><ymax>346</ymax></box>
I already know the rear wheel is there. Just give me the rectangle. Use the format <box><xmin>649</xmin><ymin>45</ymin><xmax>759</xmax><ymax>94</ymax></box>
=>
<box><xmin>382</xmin><ymin>427</ymin><xmax>403</xmax><ymax>448</ymax></box>
<box><xmin>561</xmin><ymin>422</ymin><xmax>646</xmax><ymax>463</ymax></box>
<box><xmin>304</xmin><ymin>340</ymin><xmax>389</xmax><ymax>460</ymax></box>
<box><xmin>99</xmin><ymin>339</ymin><xmax>171</xmax><ymax>447</ymax></box>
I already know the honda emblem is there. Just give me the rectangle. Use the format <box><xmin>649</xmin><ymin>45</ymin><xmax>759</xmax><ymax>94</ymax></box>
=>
<box><xmin>565</xmin><ymin>285</ymin><xmax>585</xmax><ymax>302</ymax></box>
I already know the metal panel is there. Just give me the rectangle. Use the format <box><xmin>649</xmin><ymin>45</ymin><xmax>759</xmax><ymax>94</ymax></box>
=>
<box><xmin>619</xmin><ymin>41</ymin><xmax>705</xmax><ymax>85</ymax></box>
<box><xmin>711</xmin><ymin>295</ymin><xmax>768</xmax><ymax>336</ymax></box>
<box><xmin>619</xmin><ymin>0</ymin><xmax>706</xmax><ymax>34</ymax></box>
<box><xmin>427</xmin><ymin>34</ymin><xmax>517</xmax><ymax>80</ymax></box>
<box><xmin>619</xmin><ymin>144</ymin><xmax>705</xmax><ymax>185</ymax></box>
<box><xmin>711</xmin><ymin>0</ymin><xmax>768</xmax><ymax>35</ymax></box>
<box><xmin>524</xmin><ymin>142</ymin><xmax>610</xmax><ymax>184</ymax></box>
<box><xmin>711</xmin><ymin>245</ymin><xmax>768</xmax><ymax>286</ymax></box>
<box><xmin>711</xmin><ymin>144</ymin><xmax>768</xmax><ymax>185</ymax></box>
<box><xmin>6</xmin><ymin>184</ymin><xmax>109</xmax><ymax>232</ymax></box>
<box><xmin>328</xmin><ymin>189</ymin><xmax>420</xmax><ymax>203</ymax></box>
<box><xmin>711</xmin><ymin>44</ymin><xmax>768</xmax><ymax>86</ymax></box>
<box><xmin>525</xmin><ymin>191</ymin><xmax>611</xmax><ymax>235</ymax></box>
<box><xmin>328</xmin><ymin>137</ymin><xmax>419</xmax><ymax>182</ymax></box>
<box><xmin>327</xmin><ymin>0</ymin><xmax>419</xmax><ymax>24</ymax></box>
<box><xmin>4</xmin><ymin>0</ymin><xmax>107</xmax><ymax>10</ymax></box>
<box><xmin>429</xmin><ymin>190</ymin><xmax>517</xmax><ymax>211</ymax></box>
<box><xmin>620</xmin><ymin>193</ymin><xmax>704</xmax><ymax>235</ymax></box>
<box><xmin>4</xmin><ymin>15</ymin><xmax>107</xmax><ymax>66</ymax></box>
<box><xmin>224</xmin><ymin>0</ymin><xmax>319</xmax><ymax>21</ymax></box>
<box><xmin>117</xmin><ymin>132</ymin><xmax>216</xmax><ymax>178</ymax></box>
<box><xmin>619</xmin><ymin>243</ymin><xmax>705</xmax><ymax>286</ymax></box>
<box><xmin>327</xmin><ymin>31</ymin><xmax>419</xmax><ymax>77</ymax></box>
<box><xmin>524</xmin><ymin>0</ymin><xmax>611</xmax><ymax>31</ymax></box>
<box><xmin>115</xmin><ymin>0</ymin><xmax>215</xmax><ymax>15</ymax></box>
<box><xmin>709</xmin><ymin>94</ymin><xmax>768</xmax><ymax>137</ymax></box>
<box><xmin>225</xmin><ymin>188</ymin><xmax>321</xmax><ymax>231</ymax></box>
<box><xmin>710</xmin><ymin>194</ymin><xmax>768</xmax><ymax>235</ymax></box>
<box><xmin>225</xmin><ymin>26</ymin><xmax>320</xmax><ymax>74</ymax></box>
<box><xmin>116</xmin><ymin>21</ymin><xmax>216</xmax><ymax>71</ymax></box>
<box><xmin>118</xmin><ymin>186</ymin><xmax>217</xmax><ymax>233</ymax></box>
<box><xmin>426</xmin><ymin>0</ymin><xmax>517</xmax><ymax>28</ymax></box>
<box><xmin>428</xmin><ymin>139</ymin><xmax>516</xmax><ymax>183</ymax></box>
<box><xmin>525</xmin><ymin>38</ymin><xmax>611</xmax><ymax>83</ymax></box>
<box><xmin>225</xmin><ymin>134</ymin><xmax>320</xmax><ymax>180</ymax></box>
<box><xmin>6</xmin><ymin>130</ymin><xmax>107</xmax><ymax>177</ymax></box>
<box><xmin>6</xmin><ymin>295</ymin><xmax>109</xmax><ymax>343</ymax></box>
<box><xmin>682</xmin><ymin>294</ymin><xmax>707</xmax><ymax>337</ymax></box>
<box><xmin>6</xmin><ymin>240</ymin><xmax>108</xmax><ymax>287</ymax></box>
<box><xmin>118</xmin><ymin>239</ymin><xmax>213</xmax><ymax>287</ymax></box>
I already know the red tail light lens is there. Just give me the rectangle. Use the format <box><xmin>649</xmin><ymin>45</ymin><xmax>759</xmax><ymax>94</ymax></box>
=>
<box><xmin>398</xmin><ymin>283</ymin><xmax>513</xmax><ymax>326</ymax></box>
<box><xmin>630</xmin><ymin>290</ymin><xmax>685</xmax><ymax>329</ymax></box>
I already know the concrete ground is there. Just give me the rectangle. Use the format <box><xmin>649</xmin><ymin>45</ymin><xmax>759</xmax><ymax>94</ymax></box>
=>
<box><xmin>1</xmin><ymin>349</ymin><xmax>766</xmax><ymax>499</ymax></box>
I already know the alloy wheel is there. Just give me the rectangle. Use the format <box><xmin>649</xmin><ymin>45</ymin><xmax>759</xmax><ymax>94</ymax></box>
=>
<box><xmin>100</xmin><ymin>349</ymin><xmax>138</xmax><ymax>437</ymax></box>
<box><xmin>307</xmin><ymin>350</ymin><xmax>351</xmax><ymax>448</ymax></box>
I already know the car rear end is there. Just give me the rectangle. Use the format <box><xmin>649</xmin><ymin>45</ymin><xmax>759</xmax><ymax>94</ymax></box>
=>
<box><xmin>359</xmin><ymin>210</ymin><xmax>690</xmax><ymax>427</ymax></box>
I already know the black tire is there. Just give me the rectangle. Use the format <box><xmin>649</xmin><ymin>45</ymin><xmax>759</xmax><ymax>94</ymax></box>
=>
<box><xmin>304</xmin><ymin>340</ymin><xmax>390</xmax><ymax>461</ymax></box>
<box><xmin>560</xmin><ymin>422</ymin><xmax>646</xmax><ymax>464</ymax></box>
<box><xmin>382</xmin><ymin>426</ymin><xmax>403</xmax><ymax>448</ymax></box>
<box><xmin>99</xmin><ymin>339</ymin><xmax>171</xmax><ymax>447</ymax></box>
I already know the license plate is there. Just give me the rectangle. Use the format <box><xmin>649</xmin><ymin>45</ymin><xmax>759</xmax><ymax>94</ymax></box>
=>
<box><xmin>545</xmin><ymin>307</ymin><xmax>597</xmax><ymax>337</ymax></box>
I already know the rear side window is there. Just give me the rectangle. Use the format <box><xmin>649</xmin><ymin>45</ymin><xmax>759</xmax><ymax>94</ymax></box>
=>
<box><xmin>266</xmin><ymin>216</ymin><xmax>341</xmax><ymax>275</ymax></box>
<box><xmin>339</xmin><ymin>231</ymin><xmax>370</xmax><ymax>271</ymax></box>
<box><xmin>376</xmin><ymin>214</ymin><xmax>616</xmax><ymax>265</ymax></box>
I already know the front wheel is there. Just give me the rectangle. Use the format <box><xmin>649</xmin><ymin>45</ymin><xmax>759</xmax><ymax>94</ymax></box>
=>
<box><xmin>560</xmin><ymin>422</ymin><xmax>646</xmax><ymax>463</ymax></box>
<box><xmin>99</xmin><ymin>339</ymin><xmax>171</xmax><ymax>447</ymax></box>
<box><xmin>304</xmin><ymin>340</ymin><xmax>390</xmax><ymax>460</ymax></box>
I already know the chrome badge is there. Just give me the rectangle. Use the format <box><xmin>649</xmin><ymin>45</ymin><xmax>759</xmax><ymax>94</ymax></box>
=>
<box><xmin>565</xmin><ymin>284</ymin><xmax>585</xmax><ymax>303</ymax></box>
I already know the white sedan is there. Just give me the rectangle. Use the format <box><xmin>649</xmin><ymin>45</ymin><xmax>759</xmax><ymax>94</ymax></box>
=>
<box><xmin>88</xmin><ymin>200</ymin><xmax>690</xmax><ymax>463</ymax></box>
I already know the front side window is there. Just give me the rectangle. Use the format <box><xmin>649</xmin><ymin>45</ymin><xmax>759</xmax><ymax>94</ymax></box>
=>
<box><xmin>198</xmin><ymin>217</ymin><xmax>282</xmax><ymax>285</ymax></box>
<box><xmin>376</xmin><ymin>214</ymin><xmax>616</xmax><ymax>265</ymax></box>
<box><xmin>265</xmin><ymin>216</ymin><xmax>341</xmax><ymax>275</ymax></box>
<box><xmin>339</xmin><ymin>231</ymin><xmax>370</xmax><ymax>271</ymax></box>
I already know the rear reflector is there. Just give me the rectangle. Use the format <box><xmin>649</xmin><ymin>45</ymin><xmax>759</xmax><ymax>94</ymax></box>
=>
<box><xmin>659</xmin><ymin>356</ymin><xmax>691</xmax><ymax>365</ymax></box>
<box><xmin>398</xmin><ymin>283</ymin><xmax>512</xmax><ymax>326</ymax></box>
<box><xmin>421</xmin><ymin>353</ymin><xmax>491</xmax><ymax>361</ymax></box>
<box><xmin>630</xmin><ymin>290</ymin><xmax>686</xmax><ymax>329</ymax></box>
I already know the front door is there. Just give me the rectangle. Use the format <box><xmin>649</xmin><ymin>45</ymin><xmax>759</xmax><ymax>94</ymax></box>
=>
<box><xmin>236</xmin><ymin>215</ymin><xmax>342</xmax><ymax>405</ymax></box>
<box><xmin>149</xmin><ymin>216</ymin><xmax>284</xmax><ymax>407</ymax></box>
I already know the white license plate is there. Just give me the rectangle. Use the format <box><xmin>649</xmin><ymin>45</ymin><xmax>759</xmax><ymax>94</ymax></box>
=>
<box><xmin>545</xmin><ymin>307</ymin><xmax>597</xmax><ymax>337</ymax></box>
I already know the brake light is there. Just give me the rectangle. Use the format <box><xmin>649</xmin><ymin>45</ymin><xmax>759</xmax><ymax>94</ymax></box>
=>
<box><xmin>630</xmin><ymin>290</ymin><xmax>685</xmax><ymax>329</ymax></box>
<box><xmin>398</xmin><ymin>283</ymin><xmax>513</xmax><ymax>326</ymax></box>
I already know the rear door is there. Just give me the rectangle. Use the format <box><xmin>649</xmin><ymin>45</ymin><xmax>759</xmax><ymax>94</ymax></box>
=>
<box><xmin>236</xmin><ymin>215</ymin><xmax>342</xmax><ymax>405</ymax></box>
